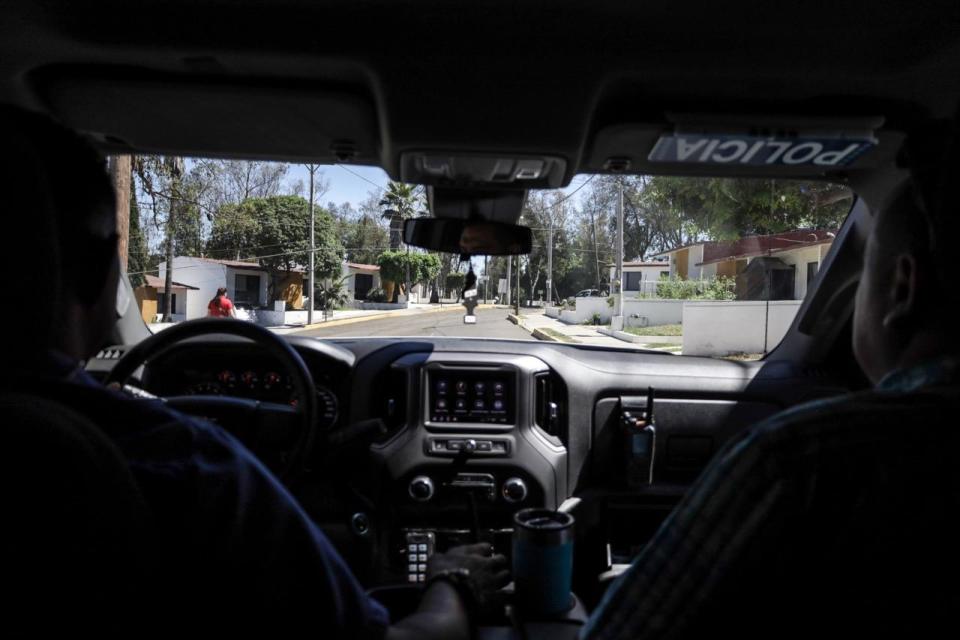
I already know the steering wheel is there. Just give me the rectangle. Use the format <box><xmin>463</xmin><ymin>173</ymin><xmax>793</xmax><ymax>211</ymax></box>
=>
<box><xmin>105</xmin><ymin>318</ymin><xmax>318</xmax><ymax>483</ymax></box>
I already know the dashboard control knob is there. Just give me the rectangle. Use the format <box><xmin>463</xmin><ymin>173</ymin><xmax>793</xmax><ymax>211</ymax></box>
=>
<box><xmin>409</xmin><ymin>476</ymin><xmax>435</xmax><ymax>502</ymax></box>
<box><xmin>463</xmin><ymin>438</ymin><xmax>478</xmax><ymax>453</ymax></box>
<box><xmin>502</xmin><ymin>477</ymin><xmax>528</xmax><ymax>503</ymax></box>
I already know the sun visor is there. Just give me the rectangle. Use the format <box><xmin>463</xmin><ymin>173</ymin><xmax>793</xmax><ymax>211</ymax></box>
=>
<box><xmin>33</xmin><ymin>67</ymin><xmax>381</xmax><ymax>163</ymax></box>
<box><xmin>584</xmin><ymin>115</ymin><xmax>905</xmax><ymax>178</ymax></box>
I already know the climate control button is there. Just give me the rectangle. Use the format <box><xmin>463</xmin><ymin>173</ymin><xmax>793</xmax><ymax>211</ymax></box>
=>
<box><xmin>409</xmin><ymin>476</ymin><xmax>435</xmax><ymax>502</ymax></box>
<box><xmin>502</xmin><ymin>477</ymin><xmax>528</xmax><ymax>503</ymax></box>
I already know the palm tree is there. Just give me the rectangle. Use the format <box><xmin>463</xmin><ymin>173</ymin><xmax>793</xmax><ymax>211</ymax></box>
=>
<box><xmin>379</xmin><ymin>182</ymin><xmax>426</xmax><ymax>301</ymax></box>
<box><xmin>315</xmin><ymin>276</ymin><xmax>351</xmax><ymax>319</ymax></box>
<box><xmin>380</xmin><ymin>182</ymin><xmax>424</xmax><ymax>249</ymax></box>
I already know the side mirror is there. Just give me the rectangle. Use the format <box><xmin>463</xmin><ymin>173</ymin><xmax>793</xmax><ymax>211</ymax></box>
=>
<box><xmin>402</xmin><ymin>218</ymin><xmax>532</xmax><ymax>256</ymax></box>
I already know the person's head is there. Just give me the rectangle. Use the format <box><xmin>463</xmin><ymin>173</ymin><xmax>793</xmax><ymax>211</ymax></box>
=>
<box><xmin>1</xmin><ymin>106</ymin><xmax>119</xmax><ymax>361</ymax></box>
<box><xmin>853</xmin><ymin>174</ymin><xmax>956</xmax><ymax>383</ymax></box>
<box><xmin>217</xmin><ymin>287</ymin><xmax>228</xmax><ymax>298</ymax></box>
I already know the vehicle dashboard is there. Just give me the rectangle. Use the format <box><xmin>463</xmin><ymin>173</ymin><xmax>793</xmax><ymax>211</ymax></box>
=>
<box><xmin>85</xmin><ymin>335</ymin><xmax>850</xmax><ymax>605</ymax></box>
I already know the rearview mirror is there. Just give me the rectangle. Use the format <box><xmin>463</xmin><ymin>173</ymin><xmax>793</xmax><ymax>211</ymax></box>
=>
<box><xmin>402</xmin><ymin>218</ymin><xmax>532</xmax><ymax>256</ymax></box>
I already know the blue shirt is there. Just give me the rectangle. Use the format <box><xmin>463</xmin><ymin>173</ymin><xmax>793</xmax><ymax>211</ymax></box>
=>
<box><xmin>37</xmin><ymin>351</ymin><xmax>389</xmax><ymax>637</ymax></box>
<box><xmin>583</xmin><ymin>357</ymin><xmax>960</xmax><ymax>640</ymax></box>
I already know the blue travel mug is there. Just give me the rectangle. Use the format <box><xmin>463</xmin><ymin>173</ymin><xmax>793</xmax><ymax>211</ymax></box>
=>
<box><xmin>512</xmin><ymin>508</ymin><xmax>575</xmax><ymax>617</ymax></box>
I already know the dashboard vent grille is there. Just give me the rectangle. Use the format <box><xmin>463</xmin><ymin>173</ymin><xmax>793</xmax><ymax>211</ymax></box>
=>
<box><xmin>379</xmin><ymin>366</ymin><xmax>408</xmax><ymax>441</ymax></box>
<box><xmin>95</xmin><ymin>347</ymin><xmax>125</xmax><ymax>360</ymax></box>
<box><xmin>534</xmin><ymin>371</ymin><xmax>566</xmax><ymax>444</ymax></box>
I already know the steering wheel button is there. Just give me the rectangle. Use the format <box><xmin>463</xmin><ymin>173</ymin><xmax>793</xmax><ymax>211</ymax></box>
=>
<box><xmin>418</xmin><ymin>563</ymin><xmax>427</xmax><ymax>572</ymax></box>
<box><xmin>418</xmin><ymin>543</ymin><xmax>428</xmax><ymax>551</ymax></box>
<box><xmin>408</xmin><ymin>553</ymin><xmax>417</xmax><ymax>562</ymax></box>
<box><xmin>418</xmin><ymin>553</ymin><xmax>427</xmax><ymax>562</ymax></box>
<box><xmin>408</xmin><ymin>544</ymin><xmax>417</xmax><ymax>551</ymax></box>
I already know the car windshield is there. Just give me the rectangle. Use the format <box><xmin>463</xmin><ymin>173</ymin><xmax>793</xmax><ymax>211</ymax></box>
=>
<box><xmin>127</xmin><ymin>158</ymin><xmax>853</xmax><ymax>358</ymax></box>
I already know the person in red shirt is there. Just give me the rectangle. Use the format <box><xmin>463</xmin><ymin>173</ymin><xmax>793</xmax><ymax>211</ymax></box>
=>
<box><xmin>207</xmin><ymin>287</ymin><xmax>236</xmax><ymax>318</ymax></box>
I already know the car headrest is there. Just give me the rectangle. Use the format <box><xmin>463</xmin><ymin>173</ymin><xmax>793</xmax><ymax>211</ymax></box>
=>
<box><xmin>0</xmin><ymin>105</ymin><xmax>63</xmax><ymax>353</ymax></box>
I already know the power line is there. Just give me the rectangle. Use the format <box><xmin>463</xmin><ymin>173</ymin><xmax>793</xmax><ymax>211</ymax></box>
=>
<box><xmin>336</xmin><ymin>164</ymin><xmax>385</xmax><ymax>190</ymax></box>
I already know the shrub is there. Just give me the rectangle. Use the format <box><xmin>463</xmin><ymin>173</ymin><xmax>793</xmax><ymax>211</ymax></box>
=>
<box><xmin>365</xmin><ymin>287</ymin><xmax>387</xmax><ymax>302</ymax></box>
<box><xmin>583</xmin><ymin>312</ymin><xmax>603</xmax><ymax>325</ymax></box>
<box><xmin>655</xmin><ymin>276</ymin><xmax>736</xmax><ymax>300</ymax></box>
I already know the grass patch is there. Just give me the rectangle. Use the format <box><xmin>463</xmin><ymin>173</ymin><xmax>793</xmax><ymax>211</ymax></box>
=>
<box><xmin>624</xmin><ymin>323</ymin><xmax>683</xmax><ymax>337</ymax></box>
<box><xmin>717</xmin><ymin>352</ymin><xmax>764</xmax><ymax>361</ymax></box>
<box><xmin>537</xmin><ymin>328</ymin><xmax>579</xmax><ymax>343</ymax></box>
<box><xmin>641</xmin><ymin>342</ymin><xmax>682</xmax><ymax>351</ymax></box>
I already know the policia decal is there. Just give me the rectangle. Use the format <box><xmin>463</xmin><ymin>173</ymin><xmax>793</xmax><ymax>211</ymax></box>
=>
<box><xmin>648</xmin><ymin>133</ymin><xmax>876</xmax><ymax>167</ymax></box>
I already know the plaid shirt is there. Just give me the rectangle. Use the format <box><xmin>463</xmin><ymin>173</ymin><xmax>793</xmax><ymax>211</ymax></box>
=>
<box><xmin>582</xmin><ymin>358</ymin><xmax>960</xmax><ymax>640</ymax></box>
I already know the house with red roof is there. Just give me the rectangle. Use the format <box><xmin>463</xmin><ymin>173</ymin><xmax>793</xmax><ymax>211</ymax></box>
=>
<box><xmin>158</xmin><ymin>256</ymin><xmax>304</xmax><ymax>319</ymax></box>
<box><xmin>654</xmin><ymin>229</ymin><xmax>837</xmax><ymax>300</ymax></box>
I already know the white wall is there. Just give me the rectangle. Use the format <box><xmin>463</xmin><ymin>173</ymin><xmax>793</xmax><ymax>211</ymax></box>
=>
<box><xmin>687</xmin><ymin>244</ymin><xmax>704</xmax><ymax>280</ymax></box>
<box><xmin>682</xmin><ymin>300</ymin><xmax>802</xmax><ymax>356</ymax></box>
<box><xmin>342</xmin><ymin>264</ymin><xmax>382</xmax><ymax>299</ymax></box>
<box><xmin>159</xmin><ymin>257</ymin><xmax>227</xmax><ymax>320</ymax></box>
<box><xmin>558</xmin><ymin>296</ymin><xmax>613</xmax><ymax>324</ymax></box>
<box><xmin>622</xmin><ymin>299</ymin><xmax>684</xmax><ymax>327</ymax></box>
<box><xmin>773</xmin><ymin>244</ymin><xmax>830</xmax><ymax>300</ymax></box>
<box><xmin>617</xmin><ymin>265</ymin><xmax>672</xmax><ymax>295</ymax></box>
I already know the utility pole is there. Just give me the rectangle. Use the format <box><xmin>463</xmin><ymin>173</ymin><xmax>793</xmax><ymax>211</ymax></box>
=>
<box><xmin>307</xmin><ymin>164</ymin><xmax>317</xmax><ymax>324</ymax></box>
<box><xmin>515</xmin><ymin>254</ymin><xmax>520</xmax><ymax>315</ymax></box>
<box><xmin>546</xmin><ymin>200</ymin><xmax>555</xmax><ymax>306</ymax></box>
<box><xmin>109</xmin><ymin>155</ymin><xmax>132</xmax><ymax>271</ymax></box>
<box><xmin>587</xmin><ymin>206</ymin><xmax>601</xmax><ymax>286</ymax></box>
<box><xmin>506</xmin><ymin>254</ymin><xmax>512</xmax><ymax>307</ymax></box>
<box><xmin>615</xmin><ymin>177</ymin><xmax>625</xmax><ymax>326</ymax></box>
<box><xmin>162</xmin><ymin>157</ymin><xmax>184</xmax><ymax>322</ymax></box>
<box><xmin>483</xmin><ymin>255</ymin><xmax>488</xmax><ymax>304</ymax></box>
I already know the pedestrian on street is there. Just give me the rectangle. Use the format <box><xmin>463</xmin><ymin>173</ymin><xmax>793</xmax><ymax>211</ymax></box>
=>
<box><xmin>208</xmin><ymin>287</ymin><xmax>236</xmax><ymax>318</ymax></box>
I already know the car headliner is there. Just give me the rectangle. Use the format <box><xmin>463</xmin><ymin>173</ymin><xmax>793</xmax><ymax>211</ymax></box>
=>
<box><xmin>0</xmin><ymin>0</ymin><xmax>957</xmax><ymax>188</ymax></box>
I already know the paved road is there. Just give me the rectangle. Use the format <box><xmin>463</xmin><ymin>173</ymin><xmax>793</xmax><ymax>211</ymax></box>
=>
<box><xmin>293</xmin><ymin>307</ymin><xmax>535</xmax><ymax>340</ymax></box>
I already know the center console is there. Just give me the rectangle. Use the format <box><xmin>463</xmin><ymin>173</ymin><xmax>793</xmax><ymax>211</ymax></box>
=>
<box><xmin>370</xmin><ymin>353</ymin><xmax>568</xmax><ymax>586</ymax></box>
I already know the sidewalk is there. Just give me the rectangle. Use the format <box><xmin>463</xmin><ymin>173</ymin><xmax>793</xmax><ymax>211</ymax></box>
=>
<box><xmin>509</xmin><ymin>310</ymin><xmax>681</xmax><ymax>353</ymax></box>
<box><xmin>509</xmin><ymin>310</ymin><xmax>637</xmax><ymax>349</ymax></box>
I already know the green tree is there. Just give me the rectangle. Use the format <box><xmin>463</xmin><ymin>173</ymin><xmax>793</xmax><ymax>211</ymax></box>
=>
<box><xmin>207</xmin><ymin>195</ymin><xmax>344</xmax><ymax>285</ymax></box>
<box><xmin>343</xmin><ymin>214</ymin><xmax>390</xmax><ymax>264</ymax></box>
<box><xmin>376</xmin><ymin>250</ymin><xmax>441</xmax><ymax>301</ymax></box>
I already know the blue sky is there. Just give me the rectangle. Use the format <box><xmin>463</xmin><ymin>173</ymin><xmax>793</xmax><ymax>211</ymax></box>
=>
<box><xmin>285</xmin><ymin>163</ymin><xmax>594</xmax><ymax>210</ymax></box>
<box><xmin>286</xmin><ymin>163</ymin><xmax>390</xmax><ymax>208</ymax></box>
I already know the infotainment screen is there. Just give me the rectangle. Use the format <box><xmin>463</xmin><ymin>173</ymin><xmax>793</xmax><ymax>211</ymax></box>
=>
<box><xmin>428</xmin><ymin>369</ymin><xmax>515</xmax><ymax>425</ymax></box>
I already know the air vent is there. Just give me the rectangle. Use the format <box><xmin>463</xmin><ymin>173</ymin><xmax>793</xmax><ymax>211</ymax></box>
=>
<box><xmin>378</xmin><ymin>365</ymin><xmax>409</xmax><ymax>442</ymax></box>
<box><xmin>533</xmin><ymin>371</ymin><xmax>566</xmax><ymax>445</ymax></box>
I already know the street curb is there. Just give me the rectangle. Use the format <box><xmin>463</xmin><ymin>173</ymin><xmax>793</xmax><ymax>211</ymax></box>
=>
<box><xmin>531</xmin><ymin>327</ymin><xmax>560</xmax><ymax>342</ymax></box>
<box><xmin>509</xmin><ymin>313</ymin><xmax>575</xmax><ymax>343</ymax></box>
<box><xmin>598</xmin><ymin>327</ymin><xmax>684</xmax><ymax>345</ymax></box>
<box><xmin>294</xmin><ymin>303</ymin><xmax>496</xmax><ymax>332</ymax></box>
<box><xmin>598</xmin><ymin>327</ymin><xmax>644</xmax><ymax>343</ymax></box>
